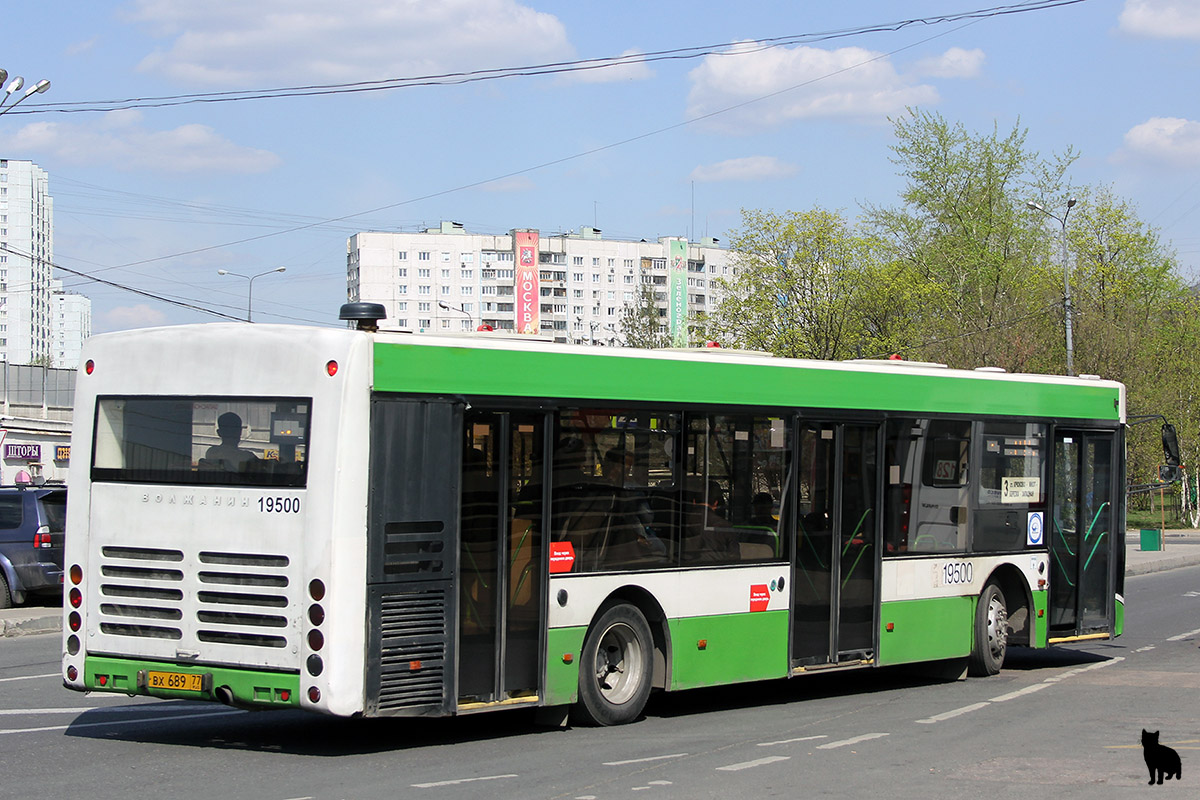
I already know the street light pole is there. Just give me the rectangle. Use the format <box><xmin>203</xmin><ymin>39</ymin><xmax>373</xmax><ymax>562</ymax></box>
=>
<box><xmin>1027</xmin><ymin>198</ymin><xmax>1077</xmax><ymax>376</ymax></box>
<box><xmin>217</xmin><ymin>266</ymin><xmax>286</xmax><ymax>322</ymax></box>
<box><xmin>437</xmin><ymin>301</ymin><xmax>474</xmax><ymax>330</ymax></box>
<box><xmin>0</xmin><ymin>70</ymin><xmax>50</xmax><ymax>117</ymax></box>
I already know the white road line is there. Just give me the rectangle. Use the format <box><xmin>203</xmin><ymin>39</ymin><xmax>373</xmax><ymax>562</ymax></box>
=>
<box><xmin>411</xmin><ymin>774</ymin><xmax>517</xmax><ymax>789</ymax></box>
<box><xmin>989</xmin><ymin>684</ymin><xmax>1051</xmax><ymax>702</ymax></box>
<box><xmin>1042</xmin><ymin>657</ymin><xmax>1124</xmax><ymax>683</ymax></box>
<box><xmin>915</xmin><ymin>702</ymin><xmax>990</xmax><ymax>724</ymax></box>
<box><xmin>0</xmin><ymin>708</ymin><xmax>101</xmax><ymax>715</ymax></box>
<box><xmin>1135</xmin><ymin>646</ymin><xmax>1156</xmax><ymax>652</ymax></box>
<box><xmin>815</xmin><ymin>732</ymin><xmax>890</xmax><ymax>748</ymax></box>
<box><xmin>602</xmin><ymin>754</ymin><xmax>688</xmax><ymax>766</ymax></box>
<box><xmin>716</xmin><ymin>756</ymin><xmax>791</xmax><ymax>771</ymax></box>
<box><xmin>757</xmin><ymin>735</ymin><xmax>827</xmax><ymax>747</ymax></box>
<box><xmin>0</xmin><ymin>672</ymin><xmax>59</xmax><ymax>683</ymax></box>
<box><xmin>0</xmin><ymin>708</ymin><xmax>244</xmax><ymax>736</ymax></box>
<box><xmin>0</xmin><ymin>705</ymin><xmax>230</xmax><ymax>716</ymax></box>
<box><xmin>1166</xmin><ymin>627</ymin><xmax>1200</xmax><ymax>642</ymax></box>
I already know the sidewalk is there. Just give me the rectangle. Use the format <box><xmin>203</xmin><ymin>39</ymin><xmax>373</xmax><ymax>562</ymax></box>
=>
<box><xmin>4</xmin><ymin>531</ymin><xmax>1200</xmax><ymax>638</ymax></box>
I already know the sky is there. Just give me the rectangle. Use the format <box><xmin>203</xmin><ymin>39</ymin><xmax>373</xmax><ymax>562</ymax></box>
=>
<box><xmin>0</xmin><ymin>0</ymin><xmax>1197</xmax><ymax>333</ymax></box>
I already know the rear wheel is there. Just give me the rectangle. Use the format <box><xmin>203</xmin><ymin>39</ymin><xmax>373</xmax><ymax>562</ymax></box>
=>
<box><xmin>0</xmin><ymin>573</ymin><xmax>11</xmax><ymax>609</ymax></box>
<box><xmin>572</xmin><ymin>604</ymin><xmax>653</xmax><ymax>726</ymax></box>
<box><xmin>968</xmin><ymin>582</ymin><xmax>1008</xmax><ymax>676</ymax></box>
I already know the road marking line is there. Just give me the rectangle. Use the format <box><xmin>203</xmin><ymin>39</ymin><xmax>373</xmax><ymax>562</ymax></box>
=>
<box><xmin>716</xmin><ymin>756</ymin><xmax>791</xmax><ymax>771</ymax></box>
<box><xmin>0</xmin><ymin>708</ymin><xmax>244</xmax><ymax>735</ymax></box>
<box><xmin>0</xmin><ymin>707</ymin><xmax>101</xmax><ymax>715</ymax></box>
<box><xmin>0</xmin><ymin>672</ymin><xmax>58</xmax><ymax>683</ymax></box>
<box><xmin>916</xmin><ymin>702</ymin><xmax>989</xmax><ymax>724</ymax></box>
<box><xmin>1167</xmin><ymin>627</ymin><xmax>1200</xmax><ymax>641</ymax></box>
<box><xmin>412</xmin><ymin>774</ymin><xmax>517</xmax><ymax>789</ymax></box>
<box><xmin>1135</xmin><ymin>646</ymin><xmax>1156</xmax><ymax>652</ymax></box>
<box><xmin>989</xmin><ymin>684</ymin><xmax>1050</xmax><ymax>702</ymax></box>
<box><xmin>603</xmin><ymin>754</ymin><xmax>687</xmax><ymax>766</ymax></box>
<box><xmin>1042</xmin><ymin>657</ymin><xmax>1124</xmax><ymax>682</ymax></box>
<box><xmin>758</xmin><ymin>735</ymin><xmax>827</xmax><ymax>747</ymax></box>
<box><xmin>816</xmin><ymin>732</ymin><xmax>889</xmax><ymax>748</ymax></box>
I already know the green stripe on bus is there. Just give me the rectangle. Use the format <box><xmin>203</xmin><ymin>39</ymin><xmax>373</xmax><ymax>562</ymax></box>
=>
<box><xmin>1033</xmin><ymin>590</ymin><xmax>1050</xmax><ymax>648</ymax></box>
<box><xmin>877</xmin><ymin>597</ymin><xmax>974</xmax><ymax>665</ymax></box>
<box><xmin>667</xmin><ymin>611</ymin><xmax>790</xmax><ymax>690</ymax></box>
<box><xmin>83</xmin><ymin>655</ymin><xmax>300</xmax><ymax>708</ymax></box>
<box><xmin>373</xmin><ymin>343</ymin><xmax>1120</xmax><ymax>420</ymax></box>
<box><xmin>1115</xmin><ymin>596</ymin><xmax>1124</xmax><ymax>638</ymax></box>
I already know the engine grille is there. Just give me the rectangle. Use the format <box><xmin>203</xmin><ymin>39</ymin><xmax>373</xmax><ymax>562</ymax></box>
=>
<box><xmin>375</xmin><ymin>587</ymin><xmax>448</xmax><ymax>712</ymax></box>
<box><xmin>97</xmin><ymin>545</ymin><xmax>293</xmax><ymax>653</ymax></box>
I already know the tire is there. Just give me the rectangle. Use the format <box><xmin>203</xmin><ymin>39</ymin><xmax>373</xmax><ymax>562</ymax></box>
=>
<box><xmin>968</xmin><ymin>582</ymin><xmax>1008</xmax><ymax>677</ymax></box>
<box><xmin>572</xmin><ymin>603</ymin><xmax>654</xmax><ymax>726</ymax></box>
<box><xmin>0</xmin><ymin>573</ymin><xmax>11</xmax><ymax>610</ymax></box>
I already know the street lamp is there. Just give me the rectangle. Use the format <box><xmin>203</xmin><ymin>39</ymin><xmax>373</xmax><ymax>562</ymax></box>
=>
<box><xmin>437</xmin><ymin>300</ymin><xmax>474</xmax><ymax>330</ymax></box>
<box><xmin>217</xmin><ymin>266</ymin><xmax>286</xmax><ymax>322</ymax></box>
<box><xmin>0</xmin><ymin>70</ymin><xmax>50</xmax><ymax>117</ymax></box>
<box><xmin>1027</xmin><ymin>198</ymin><xmax>1077</xmax><ymax>376</ymax></box>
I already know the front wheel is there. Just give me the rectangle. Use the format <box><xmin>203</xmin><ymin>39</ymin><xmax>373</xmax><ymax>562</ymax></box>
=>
<box><xmin>968</xmin><ymin>582</ymin><xmax>1008</xmax><ymax>677</ymax></box>
<box><xmin>572</xmin><ymin>603</ymin><xmax>654</xmax><ymax>726</ymax></box>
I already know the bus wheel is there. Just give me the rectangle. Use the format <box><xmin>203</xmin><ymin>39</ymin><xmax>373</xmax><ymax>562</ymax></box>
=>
<box><xmin>969</xmin><ymin>583</ymin><xmax>1008</xmax><ymax>677</ymax></box>
<box><xmin>572</xmin><ymin>604</ymin><xmax>653</xmax><ymax>726</ymax></box>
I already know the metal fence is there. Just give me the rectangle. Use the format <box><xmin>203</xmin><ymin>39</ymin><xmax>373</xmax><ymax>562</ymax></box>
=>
<box><xmin>0</xmin><ymin>363</ymin><xmax>76</xmax><ymax>420</ymax></box>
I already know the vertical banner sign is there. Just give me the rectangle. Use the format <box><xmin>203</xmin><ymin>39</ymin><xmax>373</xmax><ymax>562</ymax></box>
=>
<box><xmin>514</xmin><ymin>230</ymin><xmax>540</xmax><ymax>335</ymax></box>
<box><xmin>668</xmin><ymin>237</ymin><xmax>688</xmax><ymax>346</ymax></box>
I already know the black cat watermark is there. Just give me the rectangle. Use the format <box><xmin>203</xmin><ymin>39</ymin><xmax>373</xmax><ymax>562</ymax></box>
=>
<box><xmin>1142</xmin><ymin>729</ymin><xmax>1182</xmax><ymax>786</ymax></box>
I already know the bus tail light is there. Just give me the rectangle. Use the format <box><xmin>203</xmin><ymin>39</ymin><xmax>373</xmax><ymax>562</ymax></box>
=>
<box><xmin>69</xmin><ymin>611</ymin><xmax>81</xmax><ymax>632</ymax></box>
<box><xmin>85</xmin><ymin>359</ymin><xmax>94</xmax><ymax>375</ymax></box>
<box><xmin>307</xmin><ymin>686</ymin><xmax>321</xmax><ymax>703</ymax></box>
<box><xmin>69</xmin><ymin>587</ymin><xmax>82</xmax><ymax>608</ymax></box>
<box><xmin>70</xmin><ymin>564</ymin><xmax>82</xmax><ymax>585</ymax></box>
<box><xmin>326</xmin><ymin>360</ymin><xmax>338</xmax><ymax>377</ymax></box>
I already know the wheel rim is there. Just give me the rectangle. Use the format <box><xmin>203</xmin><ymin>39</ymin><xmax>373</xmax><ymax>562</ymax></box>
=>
<box><xmin>591</xmin><ymin>621</ymin><xmax>645</xmax><ymax>706</ymax></box>
<box><xmin>985</xmin><ymin>593</ymin><xmax>1008</xmax><ymax>663</ymax></box>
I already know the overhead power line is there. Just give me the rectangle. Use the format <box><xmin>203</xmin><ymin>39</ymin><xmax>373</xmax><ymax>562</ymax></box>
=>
<box><xmin>11</xmin><ymin>0</ymin><xmax>1087</xmax><ymax>116</ymax></box>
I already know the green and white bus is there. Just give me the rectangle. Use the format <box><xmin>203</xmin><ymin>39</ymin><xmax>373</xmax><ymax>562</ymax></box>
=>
<box><xmin>62</xmin><ymin>303</ymin><xmax>1125</xmax><ymax>725</ymax></box>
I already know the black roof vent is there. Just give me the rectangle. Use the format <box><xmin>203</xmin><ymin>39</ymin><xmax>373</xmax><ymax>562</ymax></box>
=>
<box><xmin>339</xmin><ymin>302</ymin><xmax>386</xmax><ymax>332</ymax></box>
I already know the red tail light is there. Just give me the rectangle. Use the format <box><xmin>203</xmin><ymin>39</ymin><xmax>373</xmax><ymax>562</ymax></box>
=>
<box><xmin>33</xmin><ymin>532</ymin><xmax>52</xmax><ymax>548</ymax></box>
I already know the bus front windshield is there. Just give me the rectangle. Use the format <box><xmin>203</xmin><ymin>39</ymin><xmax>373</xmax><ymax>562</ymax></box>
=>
<box><xmin>91</xmin><ymin>396</ymin><xmax>310</xmax><ymax>487</ymax></box>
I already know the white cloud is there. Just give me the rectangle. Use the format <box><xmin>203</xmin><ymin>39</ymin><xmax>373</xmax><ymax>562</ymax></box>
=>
<box><xmin>1118</xmin><ymin>0</ymin><xmax>1200</xmax><ymax>39</ymax></box>
<box><xmin>564</xmin><ymin>50</ymin><xmax>653</xmax><ymax>84</ymax></box>
<box><xmin>912</xmin><ymin>47</ymin><xmax>985</xmax><ymax>79</ymax></box>
<box><xmin>101</xmin><ymin>303</ymin><xmax>170</xmax><ymax>330</ymax></box>
<box><xmin>127</xmin><ymin>0</ymin><xmax>573</xmax><ymax>85</ymax></box>
<box><xmin>0</xmin><ymin>112</ymin><xmax>281</xmax><ymax>173</ymax></box>
<box><xmin>686</xmin><ymin>43</ymin><xmax>938</xmax><ymax>132</ymax></box>
<box><xmin>1119</xmin><ymin>117</ymin><xmax>1200</xmax><ymax>166</ymax></box>
<box><xmin>690</xmin><ymin>156</ymin><xmax>799</xmax><ymax>183</ymax></box>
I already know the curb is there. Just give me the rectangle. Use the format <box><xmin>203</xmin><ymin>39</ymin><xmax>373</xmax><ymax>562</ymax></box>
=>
<box><xmin>0</xmin><ymin>613</ymin><xmax>61</xmax><ymax>638</ymax></box>
<box><xmin>1126</xmin><ymin>552</ymin><xmax>1200</xmax><ymax>576</ymax></box>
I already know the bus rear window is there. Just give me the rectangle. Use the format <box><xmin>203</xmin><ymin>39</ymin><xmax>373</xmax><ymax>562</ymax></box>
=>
<box><xmin>92</xmin><ymin>397</ymin><xmax>310</xmax><ymax>487</ymax></box>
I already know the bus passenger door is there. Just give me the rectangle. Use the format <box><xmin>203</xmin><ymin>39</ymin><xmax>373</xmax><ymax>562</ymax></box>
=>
<box><xmin>792</xmin><ymin>422</ymin><xmax>880</xmax><ymax>668</ymax></box>
<box><xmin>1050</xmin><ymin>430</ymin><xmax>1118</xmax><ymax>636</ymax></box>
<box><xmin>458</xmin><ymin>410</ymin><xmax>547</xmax><ymax>707</ymax></box>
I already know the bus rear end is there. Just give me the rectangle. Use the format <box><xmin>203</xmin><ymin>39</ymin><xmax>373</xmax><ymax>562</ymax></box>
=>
<box><xmin>62</xmin><ymin>324</ymin><xmax>371</xmax><ymax>716</ymax></box>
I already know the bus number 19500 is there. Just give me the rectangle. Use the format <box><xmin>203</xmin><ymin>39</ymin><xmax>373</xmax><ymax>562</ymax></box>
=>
<box><xmin>259</xmin><ymin>496</ymin><xmax>301</xmax><ymax>513</ymax></box>
<box><xmin>942</xmin><ymin>561</ymin><xmax>973</xmax><ymax>585</ymax></box>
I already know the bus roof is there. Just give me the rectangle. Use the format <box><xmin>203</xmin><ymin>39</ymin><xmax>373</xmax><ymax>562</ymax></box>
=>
<box><xmin>370</xmin><ymin>330</ymin><xmax>1125</xmax><ymax>423</ymax></box>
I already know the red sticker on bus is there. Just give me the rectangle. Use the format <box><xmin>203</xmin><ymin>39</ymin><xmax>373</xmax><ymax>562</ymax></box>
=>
<box><xmin>749</xmin><ymin>584</ymin><xmax>770</xmax><ymax>612</ymax></box>
<box><xmin>549</xmin><ymin>542</ymin><xmax>575</xmax><ymax>573</ymax></box>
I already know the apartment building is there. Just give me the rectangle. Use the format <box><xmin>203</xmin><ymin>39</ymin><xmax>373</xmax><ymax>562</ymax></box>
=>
<box><xmin>0</xmin><ymin>159</ymin><xmax>91</xmax><ymax>367</ymax></box>
<box><xmin>347</xmin><ymin>222</ymin><xmax>732</xmax><ymax>343</ymax></box>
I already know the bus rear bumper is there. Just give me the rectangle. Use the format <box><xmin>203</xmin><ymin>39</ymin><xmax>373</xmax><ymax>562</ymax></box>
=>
<box><xmin>80</xmin><ymin>655</ymin><xmax>301</xmax><ymax>709</ymax></box>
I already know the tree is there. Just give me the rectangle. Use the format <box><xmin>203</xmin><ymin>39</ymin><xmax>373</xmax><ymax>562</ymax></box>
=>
<box><xmin>866</xmin><ymin>109</ymin><xmax>1066</xmax><ymax>371</ymax></box>
<box><xmin>702</xmin><ymin>208</ymin><xmax>879</xmax><ymax>359</ymax></box>
<box><xmin>618</xmin><ymin>283</ymin><xmax>670</xmax><ymax>349</ymax></box>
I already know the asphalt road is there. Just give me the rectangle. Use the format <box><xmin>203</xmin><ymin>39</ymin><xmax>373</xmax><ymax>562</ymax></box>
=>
<box><xmin>1</xmin><ymin>566</ymin><xmax>1197</xmax><ymax>799</ymax></box>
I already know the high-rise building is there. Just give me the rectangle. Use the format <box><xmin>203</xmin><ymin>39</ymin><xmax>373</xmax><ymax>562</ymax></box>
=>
<box><xmin>347</xmin><ymin>222</ymin><xmax>733</xmax><ymax>343</ymax></box>
<box><xmin>51</xmin><ymin>279</ymin><xmax>91</xmax><ymax>369</ymax></box>
<box><xmin>0</xmin><ymin>159</ymin><xmax>89</xmax><ymax>367</ymax></box>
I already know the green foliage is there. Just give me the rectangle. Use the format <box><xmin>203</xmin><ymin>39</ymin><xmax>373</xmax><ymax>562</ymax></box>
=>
<box><xmin>618</xmin><ymin>283</ymin><xmax>670</xmax><ymax>349</ymax></box>
<box><xmin>705</xmin><ymin>108</ymin><xmax>1190</xmax><ymax>485</ymax></box>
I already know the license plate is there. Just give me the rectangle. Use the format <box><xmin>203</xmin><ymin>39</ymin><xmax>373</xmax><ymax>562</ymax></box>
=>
<box><xmin>146</xmin><ymin>670</ymin><xmax>205</xmax><ymax>692</ymax></box>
